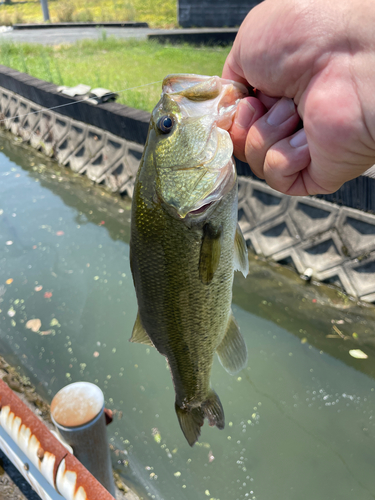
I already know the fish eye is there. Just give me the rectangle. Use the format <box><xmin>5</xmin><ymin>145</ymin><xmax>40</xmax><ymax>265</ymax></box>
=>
<box><xmin>158</xmin><ymin>115</ymin><xmax>174</xmax><ymax>134</ymax></box>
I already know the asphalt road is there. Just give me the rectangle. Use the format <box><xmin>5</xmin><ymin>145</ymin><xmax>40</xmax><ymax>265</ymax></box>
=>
<box><xmin>0</xmin><ymin>26</ymin><xmax>153</xmax><ymax>45</ymax></box>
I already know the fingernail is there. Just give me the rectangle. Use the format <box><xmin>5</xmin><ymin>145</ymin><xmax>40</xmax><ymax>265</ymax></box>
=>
<box><xmin>290</xmin><ymin>129</ymin><xmax>307</xmax><ymax>148</ymax></box>
<box><xmin>267</xmin><ymin>98</ymin><xmax>296</xmax><ymax>126</ymax></box>
<box><xmin>235</xmin><ymin>100</ymin><xmax>255</xmax><ymax>129</ymax></box>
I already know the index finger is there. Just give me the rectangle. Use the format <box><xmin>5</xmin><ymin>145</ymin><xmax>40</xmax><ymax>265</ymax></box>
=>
<box><xmin>222</xmin><ymin>51</ymin><xmax>249</xmax><ymax>87</ymax></box>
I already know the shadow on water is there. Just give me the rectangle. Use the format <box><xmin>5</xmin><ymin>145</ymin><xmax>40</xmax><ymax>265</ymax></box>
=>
<box><xmin>1</xmin><ymin>131</ymin><xmax>375</xmax><ymax>500</ymax></box>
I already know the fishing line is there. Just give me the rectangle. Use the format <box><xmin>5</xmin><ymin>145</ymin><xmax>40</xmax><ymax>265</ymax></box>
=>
<box><xmin>0</xmin><ymin>79</ymin><xmax>163</xmax><ymax>124</ymax></box>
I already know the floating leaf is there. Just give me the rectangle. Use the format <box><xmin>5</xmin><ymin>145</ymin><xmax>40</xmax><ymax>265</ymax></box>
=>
<box><xmin>40</xmin><ymin>330</ymin><xmax>52</xmax><ymax>336</ymax></box>
<box><xmin>44</xmin><ymin>291</ymin><xmax>52</xmax><ymax>299</ymax></box>
<box><xmin>93</xmin><ymin>276</ymin><xmax>99</xmax><ymax>281</ymax></box>
<box><xmin>26</xmin><ymin>318</ymin><xmax>41</xmax><ymax>332</ymax></box>
<box><xmin>34</xmin><ymin>285</ymin><xmax>43</xmax><ymax>292</ymax></box>
<box><xmin>93</xmin><ymin>351</ymin><xmax>100</xmax><ymax>357</ymax></box>
<box><xmin>50</xmin><ymin>318</ymin><xmax>60</xmax><ymax>327</ymax></box>
<box><xmin>5</xmin><ymin>241</ymin><xmax>13</xmax><ymax>246</ymax></box>
<box><xmin>56</xmin><ymin>231</ymin><xmax>64</xmax><ymax>236</ymax></box>
<box><xmin>349</xmin><ymin>349</ymin><xmax>368</xmax><ymax>359</ymax></box>
<box><xmin>5</xmin><ymin>278</ymin><xmax>13</xmax><ymax>285</ymax></box>
<box><xmin>7</xmin><ymin>307</ymin><xmax>15</xmax><ymax>318</ymax></box>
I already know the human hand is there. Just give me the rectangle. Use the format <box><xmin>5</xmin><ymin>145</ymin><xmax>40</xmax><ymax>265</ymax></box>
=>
<box><xmin>223</xmin><ymin>0</ymin><xmax>375</xmax><ymax>196</ymax></box>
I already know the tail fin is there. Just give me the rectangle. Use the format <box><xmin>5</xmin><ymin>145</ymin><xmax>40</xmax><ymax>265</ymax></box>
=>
<box><xmin>202</xmin><ymin>389</ymin><xmax>225</xmax><ymax>430</ymax></box>
<box><xmin>175</xmin><ymin>404</ymin><xmax>204</xmax><ymax>447</ymax></box>
<box><xmin>175</xmin><ymin>391</ymin><xmax>225</xmax><ymax>446</ymax></box>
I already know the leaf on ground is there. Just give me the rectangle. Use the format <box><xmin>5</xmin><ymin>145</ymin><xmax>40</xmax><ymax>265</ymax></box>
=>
<box><xmin>26</xmin><ymin>318</ymin><xmax>41</xmax><ymax>332</ymax></box>
<box><xmin>349</xmin><ymin>349</ymin><xmax>368</xmax><ymax>359</ymax></box>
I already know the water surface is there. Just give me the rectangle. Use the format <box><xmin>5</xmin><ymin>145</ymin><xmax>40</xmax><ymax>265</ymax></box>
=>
<box><xmin>0</xmin><ymin>133</ymin><xmax>375</xmax><ymax>500</ymax></box>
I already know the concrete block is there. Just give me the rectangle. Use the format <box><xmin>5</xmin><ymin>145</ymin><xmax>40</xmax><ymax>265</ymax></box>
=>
<box><xmin>271</xmin><ymin>246</ymin><xmax>305</xmax><ymax>274</ymax></box>
<box><xmin>344</xmin><ymin>253</ymin><xmax>375</xmax><ymax>298</ymax></box>
<box><xmin>59</xmin><ymin>123</ymin><xmax>88</xmax><ymax>169</ymax></box>
<box><xmin>289</xmin><ymin>197</ymin><xmax>339</xmax><ymax>239</ymax></box>
<box><xmin>30</xmin><ymin>110</ymin><xmax>55</xmax><ymax>151</ymax></box>
<box><xmin>86</xmin><ymin>133</ymin><xmax>126</xmax><ymax>182</ymax></box>
<box><xmin>10</xmin><ymin>97</ymin><xmax>29</xmax><ymax>136</ymax></box>
<box><xmin>0</xmin><ymin>89</ymin><xmax>11</xmax><ymax>122</ymax></box>
<box><xmin>249</xmin><ymin>214</ymin><xmax>300</xmax><ymax>257</ymax></box>
<box><xmin>296</xmin><ymin>230</ymin><xmax>347</xmax><ymax>272</ymax></box>
<box><xmin>18</xmin><ymin>102</ymin><xmax>41</xmax><ymax>142</ymax></box>
<box><xmin>360</xmin><ymin>292</ymin><xmax>375</xmax><ymax>303</ymax></box>
<box><xmin>68</xmin><ymin>125</ymin><xmax>104</xmax><ymax>173</ymax></box>
<box><xmin>105</xmin><ymin>142</ymin><xmax>143</xmax><ymax>194</ymax></box>
<box><xmin>247</xmin><ymin>179</ymin><xmax>290</xmax><ymax>226</ymax></box>
<box><xmin>4</xmin><ymin>93</ymin><xmax>19</xmax><ymax>130</ymax></box>
<box><xmin>119</xmin><ymin>178</ymin><xmax>135</xmax><ymax>198</ymax></box>
<box><xmin>238</xmin><ymin>177</ymin><xmax>256</xmax><ymax>233</ymax></box>
<box><xmin>337</xmin><ymin>207</ymin><xmax>375</xmax><ymax>258</ymax></box>
<box><xmin>315</xmin><ymin>266</ymin><xmax>357</xmax><ymax>297</ymax></box>
<box><xmin>43</xmin><ymin>114</ymin><xmax>71</xmax><ymax>158</ymax></box>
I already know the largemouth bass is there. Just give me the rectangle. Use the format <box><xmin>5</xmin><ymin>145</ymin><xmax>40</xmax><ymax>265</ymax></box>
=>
<box><xmin>130</xmin><ymin>74</ymin><xmax>249</xmax><ymax>446</ymax></box>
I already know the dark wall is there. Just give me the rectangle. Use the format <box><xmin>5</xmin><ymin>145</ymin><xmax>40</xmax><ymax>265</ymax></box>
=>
<box><xmin>178</xmin><ymin>0</ymin><xmax>262</xmax><ymax>28</ymax></box>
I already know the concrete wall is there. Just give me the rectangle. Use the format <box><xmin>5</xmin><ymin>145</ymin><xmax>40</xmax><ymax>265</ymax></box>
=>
<box><xmin>1</xmin><ymin>66</ymin><xmax>375</xmax><ymax>302</ymax></box>
<box><xmin>178</xmin><ymin>0</ymin><xmax>261</xmax><ymax>28</ymax></box>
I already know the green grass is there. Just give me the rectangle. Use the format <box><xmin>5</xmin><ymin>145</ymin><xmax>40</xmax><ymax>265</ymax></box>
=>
<box><xmin>0</xmin><ymin>38</ymin><xmax>231</xmax><ymax>112</ymax></box>
<box><xmin>0</xmin><ymin>0</ymin><xmax>177</xmax><ymax>28</ymax></box>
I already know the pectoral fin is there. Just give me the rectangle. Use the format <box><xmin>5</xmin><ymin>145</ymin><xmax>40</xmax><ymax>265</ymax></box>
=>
<box><xmin>234</xmin><ymin>224</ymin><xmax>249</xmax><ymax>277</ymax></box>
<box><xmin>217</xmin><ymin>313</ymin><xmax>248</xmax><ymax>375</ymax></box>
<box><xmin>199</xmin><ymin>223</ymin><xmax>222</xmax><ymax>284</ymax></box>
<box><xmin>130</xmin><ymin>312</ymin><xmax>154</xmax><ymax>346</ymax></box>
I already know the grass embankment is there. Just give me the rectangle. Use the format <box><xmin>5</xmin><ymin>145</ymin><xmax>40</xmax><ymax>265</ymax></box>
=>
<box><xmin>0</xmin><ymin>38</ymin><xmax>231</xmax><ymax>112</ymax></box>
<box><xmin>0</xmin><ymin>0</ymin><xmax>177</xmax><ymax>28</ymax></box>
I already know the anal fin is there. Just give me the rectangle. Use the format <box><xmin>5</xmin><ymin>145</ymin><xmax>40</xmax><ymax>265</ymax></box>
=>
<box><xmin>202</xmin><ymin>389</ymin><xmax>225</xmax><ymax>430</ymax></box>
<box><xmin>234</xmin><ymin>223</ymin><xmax>249</xmax><ymax>277</ymax></box>
<box><xmin>130</xmin><ymin>312</ymin><xmax>154</xmax><ymax>346</ymax></box>
<box><xmin>175</xmin><ymin>404</ymin><xmax>204</xmax><ymax>447</ymax></box>
<box><xmin>216</xmin><ymin>313</ymin><xmax>248</xmax><ymax>375</ymax></box>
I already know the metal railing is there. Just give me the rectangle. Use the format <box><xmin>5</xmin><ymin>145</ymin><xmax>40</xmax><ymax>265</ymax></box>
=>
<box><xmin>0</xmin><ymin>378</ymin><xmax>116</xmax><ymax>500</ymax></box>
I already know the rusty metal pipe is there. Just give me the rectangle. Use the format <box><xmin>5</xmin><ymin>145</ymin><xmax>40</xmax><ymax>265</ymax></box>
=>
<box><xmin>51</xmin><ymin>382</ymin><xmax>115</xmax><ymax>497</ymax></box>
<box><xmin>0</xmin><ymin>378</ymin><xmax>115</xmax><ymax>500</ymax></box>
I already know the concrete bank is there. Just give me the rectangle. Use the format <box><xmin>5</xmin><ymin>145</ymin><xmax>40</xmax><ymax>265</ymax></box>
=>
<box><xmin>0</xmin><ymin>66</ymin><xmax>375</xmax><ymax>302</ymax></box>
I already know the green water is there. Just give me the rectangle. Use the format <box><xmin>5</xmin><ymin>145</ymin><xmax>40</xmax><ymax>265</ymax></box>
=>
<box><xmin>1</xmin><ymin>133</ymin><xmax>375</xmax><ymax>500</ymax></box>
